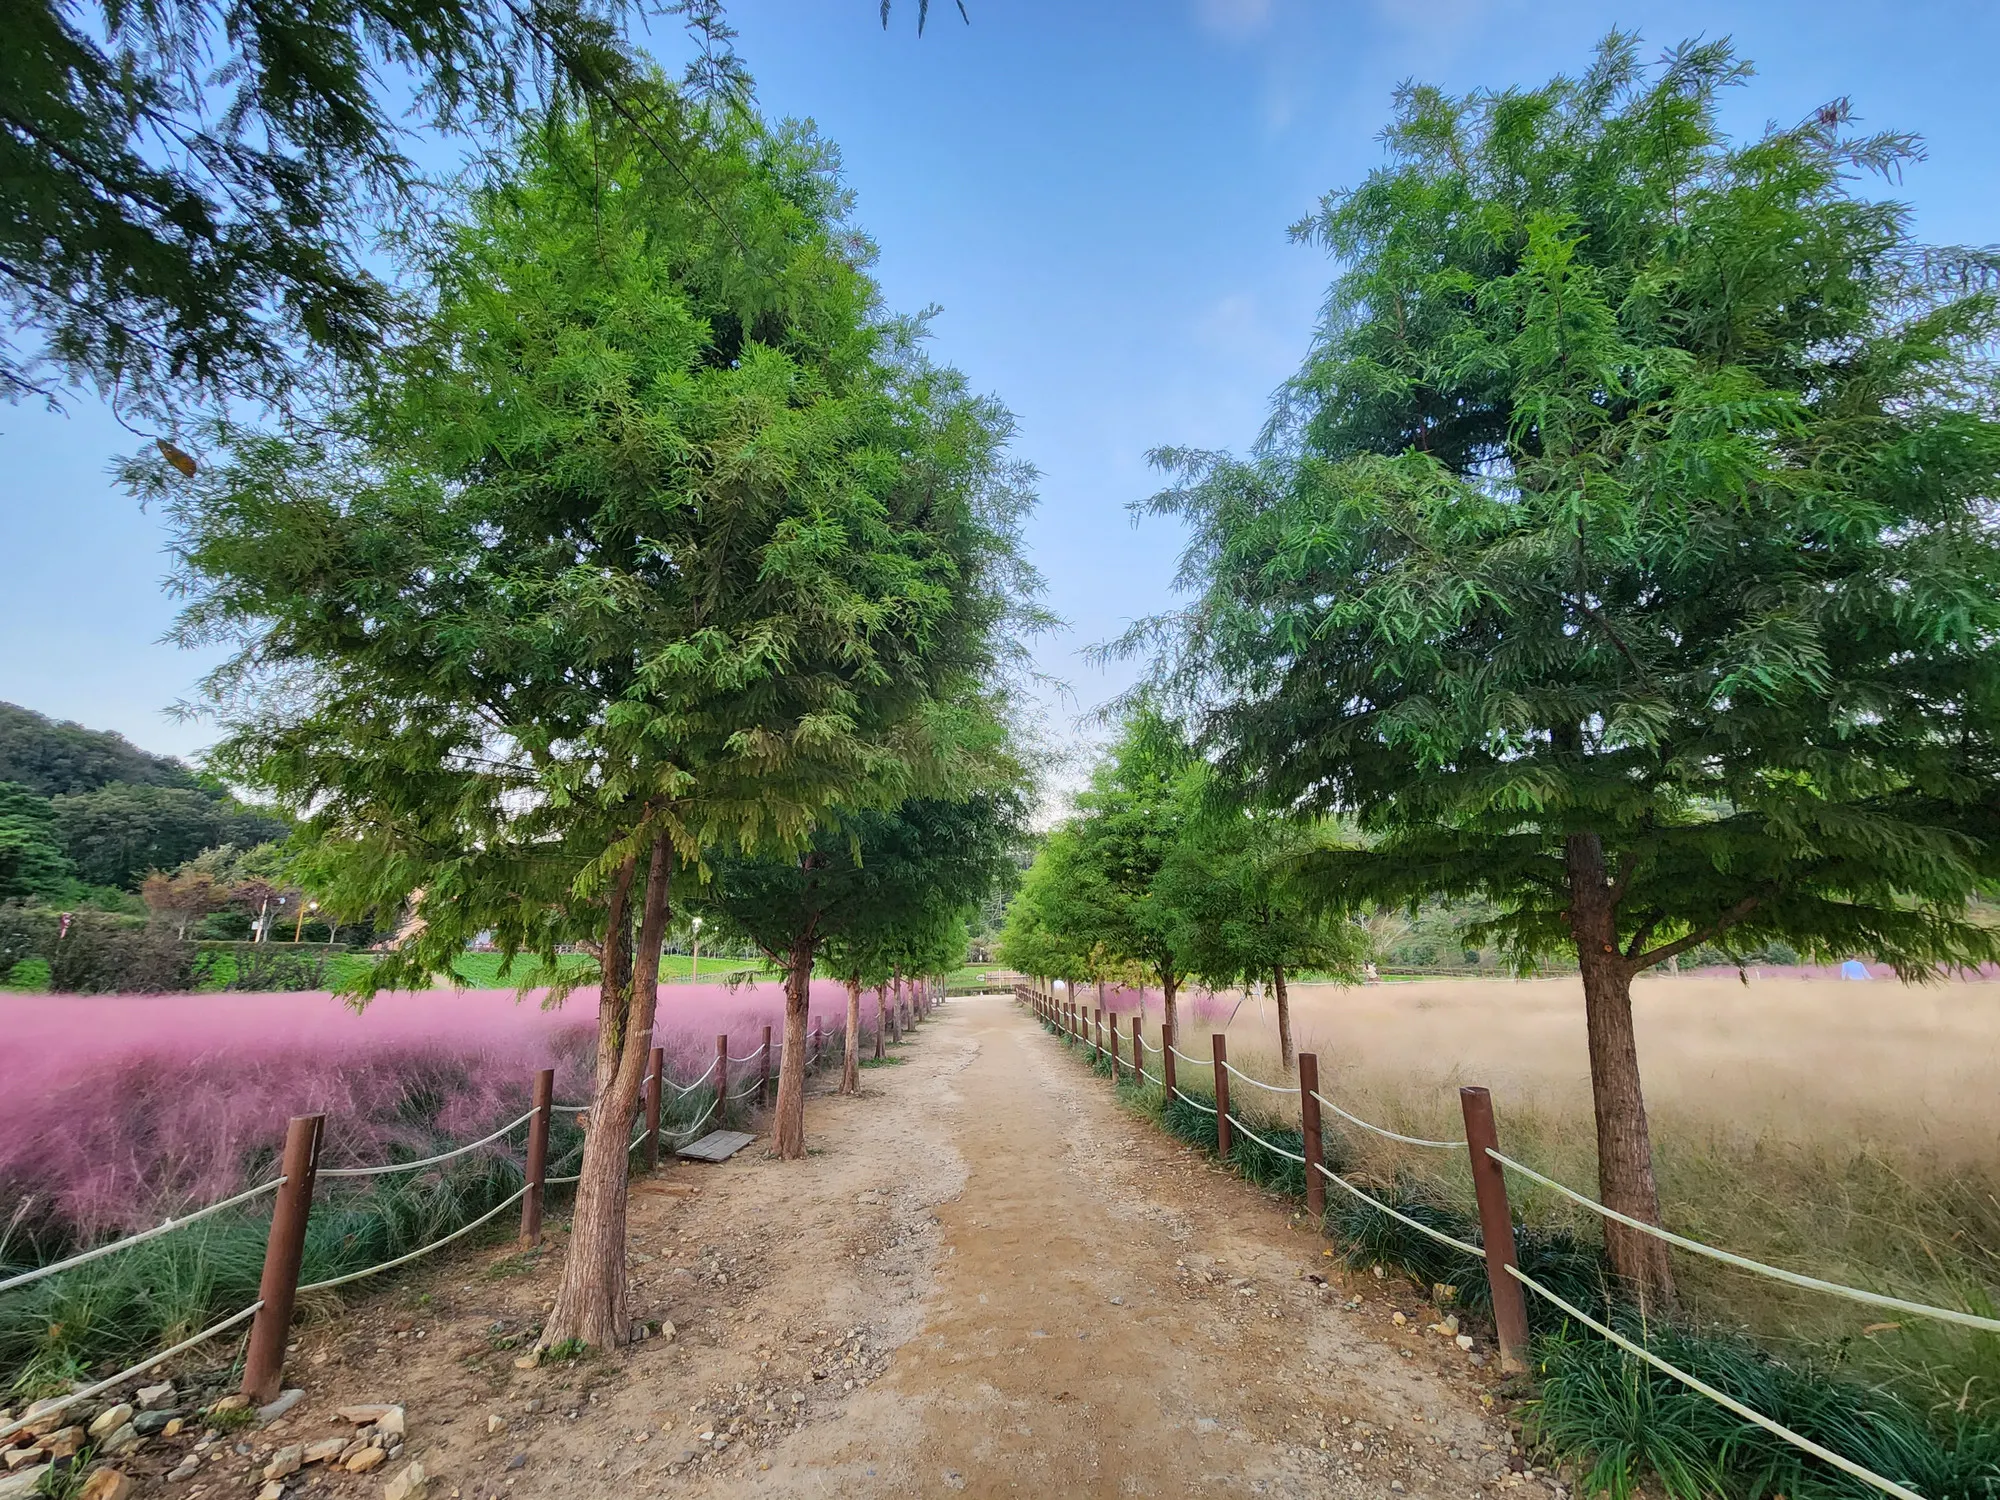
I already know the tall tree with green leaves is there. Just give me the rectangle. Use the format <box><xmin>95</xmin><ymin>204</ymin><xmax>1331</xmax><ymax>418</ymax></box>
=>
<box><xmin>152</xmin><ymin>91</ymin><xmax>1036</xmax><ymax>1348</ymax></box>
<box><xmin>696</xmin><ymin>785</ymin><xmax>1024</xmax><ymax>1150</ymax></box>
<box><xmin>0</xmin><ymin>783</ymin><xmax>73</xmax><ymax>900</ymax></box>
<box><xmin>1161</xmin><ymin>801</ymin><xmax>1365</xmax><ymax>1069</ymax></box>
<box><xmin>1129</xmin><ymin>36</ymin><xmax>2000</xmax><ymax>1305</ymax></box>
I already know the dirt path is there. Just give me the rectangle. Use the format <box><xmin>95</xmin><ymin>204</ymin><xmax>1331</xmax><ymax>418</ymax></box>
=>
<box><xmin>145</xmin><ymin>995</ymin><xmax>1554</xmax><ymax>1500</ymax></box>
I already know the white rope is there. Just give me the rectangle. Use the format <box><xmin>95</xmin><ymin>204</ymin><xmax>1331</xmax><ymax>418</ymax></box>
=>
<box><xmin>1226</xmin><ymin>1114</ymin><xmax>1307</xmax><ymax>1164</ymax></box>
<box><xmin>661</xmin><ymin>1058</ymin><xmax>720</xmax><ymax>1095</ymax></box>
<box><xmin>0</xmin><ymin>1299</ymin><xmax>264</xmax><ymax>1443</ymax></box>
<box><xmin>298</xmin><ymin>1186</ymin><xmax>530</xmax><ymax>1293</ymax></box>
<box><xmin>545</xmin><ymin>1173</ymin><xmax>580</xmax><ymax>1186</ymax></box>
<box><xmin>1178</xmin><ymin>1093</ymin><xmax>1218</xmax><ymax>1116</ymax></box>
<box><xmin>319</xmin><ymin>1110</ymin><xmax>537</xmax><ymax>1179</ymax></box>
<box><xmin>730</xmin><ymin>1078</ymin><xmax>762</xmax><ymax>1100</ymax></box>
<box><xmin>550</xmin><ymin>1103</ymin><xmax>589</xmax><ymax>1115</ymax></box>
<box><xmin>1489</xmin><ymin>1150</ymin><xmax>2000</xmax><ymax>1335</ymax></box>
<box><xmin>1138</xmin><ymin>1065</ymin><xmax>1161</xmax><ymax>1087</ymax></box>
<box><xmin>1169</xmin><ymin>1045</ymin><xmax>1210</xmax><ymax>1068</ymax></box>
<box><xmin>0</xmin><ymin>1177</ymin><xmax>285</xmax><ymax>1295</ymax></box>
<box><xmin>1311</xmin><ymin>1091</ymin><xmax>1460</xmax><ymax>1150</ymax></box>
<box><xmin>726</xmin><ymin>1052</ymin><xmax>763</xmax><ymax>1064</ymax></box>
<box><xmin>1223</xmin><ymin>1060</ymin><xmax>1296</xmax><ymax>1095</ymax></box>
<box><xmin>1507</xmin><ymin>1266</ymin><xmax>1926</xmax><ymax>1500</ymax></box>
<box><xmin>1312</xmin><ymin>1161</ymin><xmax>1484</xmax><ymax>1259</ymax></box>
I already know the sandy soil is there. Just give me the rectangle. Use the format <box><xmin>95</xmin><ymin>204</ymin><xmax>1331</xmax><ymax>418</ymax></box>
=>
<box><xmin>117</xmin><ymin>993</ymin><xmax>1548</xmax><ymax>1500</ymax></box>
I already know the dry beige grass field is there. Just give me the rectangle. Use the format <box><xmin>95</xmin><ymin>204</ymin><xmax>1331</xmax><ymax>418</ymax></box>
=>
<box><xmin>1142</xmin><ymin>973</ymin><xmax>2000</xmax><ymax>1410</ymax></box>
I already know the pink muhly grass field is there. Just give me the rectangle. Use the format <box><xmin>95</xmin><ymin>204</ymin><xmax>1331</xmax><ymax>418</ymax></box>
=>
<box><xmin>0</xmin><ymin>976</ymin><xmax>859</xmax><ymax>1240</ymax></box>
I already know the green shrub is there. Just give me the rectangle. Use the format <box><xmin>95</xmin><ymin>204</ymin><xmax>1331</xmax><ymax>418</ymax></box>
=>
<box><xmin>45</xmin><ymin>915</ymin><xmax>190</xmax><ymax>993</ymax></box>
<box><xmin>194</xmin><ymin>942</ymin><xmax>332</xmax><ymax>991</ymax></box>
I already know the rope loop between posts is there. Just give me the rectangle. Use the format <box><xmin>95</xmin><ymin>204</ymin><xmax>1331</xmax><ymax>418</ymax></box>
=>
<box><xmin>1178</xmin><ymin>1093</ymin><xmax>1218</xmax><ymax>1116</ymax></box>
<box><xmin>1226</xmin><ymin>1114</ymin><xmax>1306</xmax><ymax>1164</ymax></box>
<box><xmin>1310</xmin><ymin>1090</ymin><xmax>1460</xmax><ymax>1150</ymax></box>
<box><xmin>319</xmin><ymin>1109</ymin><xmax>537</xmax><ymax>1179</ymax></box>
<box><xmin>1312</xmin><ymin>1161</ymin><xmax>1484</xmax><ymax>1259</ymax></box>
<box><xmin>0</xmin><ymin>1300</ymin><xmax>265</xmax><ymax>1444</ymax></box>
<box><xmin>1169</xmin><ymin>1045</ymin><xmax>1209</xmax><ymax>1068</ymax></box>
<box><xmin>1222</xmin><ymin>1060</ymin><xmax>1296</xmax><ymax>1095</ymax></box>
<box><xmin>1489</xmin><ymin>1149</ymin><xmax>2000</xmax><ymax>1334</ymax></box>
<box><xmin>0</xmin><ymin>1177</ymin><xmax>286</xmax><ymax>1295</ymax></box>
<box><xmin>298</xmin><ymin>1186</ymin><xmax>529</xmax><ymax>1293</ymax></box>
<box><xmin>1507</xmin><ymin>1266</ymin><xmax>1926</xmax><ymax>1500</ymax></box>
<box><xmin>662</xmin><ymin>1058</ymin><xmax>721</xmax><ymax>1095</ymax></box>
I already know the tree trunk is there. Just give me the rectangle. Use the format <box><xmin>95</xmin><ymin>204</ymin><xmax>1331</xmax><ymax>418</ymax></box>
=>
<box><xmin>873</xmin><ymin>985</ymin><xmax>887</xmax><ymax>1060</ymax></box>
<box><xmin>543</xmin><ymin>838</ymin><xmax>670</xmax><ymax>1351</ymax></box>
<box><xmin>1272</xmin><ymin>963</ymin><xmax>1294</xmax><ymax>1070</ymax></box>
<box><xmin>1565</xmin><ymin>831</ymin><xmax>1676</xmax><ymax>1312</ymax></box>
<box><xmin>775</xmin><ymin>924</ymin><xmax>815</xmax><ymax>1159</ymax></box>
<box><xmin>841</xmin><ymin>977</ymin><xmax>862</xmax><ymax>1094</ymax></box>
<box><xmin>1160</xmin><ymin>965</ymin><xmax>1178</xmax><ymax>1039</ymax></box>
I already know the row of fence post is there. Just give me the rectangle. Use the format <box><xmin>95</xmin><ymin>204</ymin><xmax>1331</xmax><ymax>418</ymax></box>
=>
<box><xmin>237</xmin><ymin>989</ymin><xmax>950</xmax><ymax>1403</ymax></box>
<box><xmin>1018</xmin><ymin>981</ymin><xmax>1530</xmax><ymax>1373</ymax></box>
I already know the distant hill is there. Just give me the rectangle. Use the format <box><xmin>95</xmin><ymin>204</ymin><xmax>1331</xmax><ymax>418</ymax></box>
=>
<box><xmin>0</xmin><ymin>703</ymin><xmax>291</xmax><ymax>895</ymax></box>
<box><xmin>0</xmin><ymin>702</ymin><xmax>202</xmax><ymax>798</ymax></box>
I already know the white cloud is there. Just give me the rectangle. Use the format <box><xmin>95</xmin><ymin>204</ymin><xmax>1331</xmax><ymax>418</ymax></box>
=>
<box><xmin>1193</xmin><ymin>0</ymin><xmax>1274</xmax><ymax>42</ymax></box>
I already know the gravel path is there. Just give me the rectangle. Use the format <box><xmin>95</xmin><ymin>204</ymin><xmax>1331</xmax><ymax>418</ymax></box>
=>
<box><xmin>137</xmin><ymin>993</ymin><xmax>1559</xmax><ymax>1500</ymax></box>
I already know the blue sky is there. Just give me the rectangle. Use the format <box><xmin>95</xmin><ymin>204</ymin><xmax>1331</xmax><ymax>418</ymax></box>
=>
<box><xmin>3</xmin><ymin>0</ymin><xmax>1995</xmax><ymax>788</ymax></box>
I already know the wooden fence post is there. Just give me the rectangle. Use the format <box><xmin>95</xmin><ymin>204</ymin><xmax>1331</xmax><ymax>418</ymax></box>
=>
<box><xmin>1109</xmin><ymin>1014</ymin><xmax>1121</xmax><ymax>1082</ymax></box>
<box><xmin>1461</xmin><ymin>1086</ymin><xmax>1530</xmax><ymax>1373</ymax></box>
<box><xmin>644</xmin><ymin>1046</ymin><xmax>664</xmax><ymax>1171</ymax></box>
<box><xmin>759</xmin><ymin>1025</ymin><xmax>773</xmax><ymax>1108</ymax></box>
<box><xmin>1212</xmin><ymin>1035</ymin><xmax>1232</xmax><ymax>1158</ymax></box>
<box><xmin>715</xmin><ymin>1034</ymin><xmax>729</xmax><ymax>1123</ymax></box>
<box><xmin>1093</xmin><ymin>1008</ymin><xmax>1103</xmax><ymax>1062</ymax></box>
<box><xmin>520</xmin><ymin>1068</ymin><xmax>553</xmax><ymax>1246</ymax></box>
<box><xmin>242</xmin><ymin>1113</ymin><xmax>322</xmax><ymax>1403</ymax></box>
<box><xmin>874</xmin><ymin>994</ymin><xmax>886</xmax><ymax>1060</ymax></box>
<box><xmin>812</xmin><ymin>1018</ymin><xmax>823</xmax><ymax>1071</ymax></box>
<box><xmin>1299</xmin><ymin>1052</ymin><xmax>1325</xmax><ymax>1218</ymax></box>
<box><xmin>1161</xmin><ymin>1022</ymin><xmax>1177</xmax><ymax>1101</ymax></box>
<box><xmin>1131</xmin><ymin>1017</ymin><xmax>1143</xmax><ymax>1086</ymax></box>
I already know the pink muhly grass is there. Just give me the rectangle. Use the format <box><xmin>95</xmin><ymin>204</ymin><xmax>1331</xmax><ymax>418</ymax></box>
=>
<box><xmin>0</xmin><ymin>975</ymin><xmax>850</xmax><ymax>1242</ymax></box>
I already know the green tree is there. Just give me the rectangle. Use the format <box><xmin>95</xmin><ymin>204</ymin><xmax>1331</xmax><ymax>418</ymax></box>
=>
<box><xmin>0</xmin><ymin>782</ymin><xmax>73</xmax><ymax>900</ymax></box>
<box><xmin>1161</xmin><ymin>800</ymin><xmax>1365</xmax><ymax>1069</ymax></box>
<box><xmin>48</xmin><ymin>781</ymin><xmax>288</xmax><ymax>889</ymax></box>
<box><xmin>1066</xmin><ymin>710</ymin><xmax>1199</xmax><ymax>1033</ymax></box>
<box><xmin>699</xmin><ymin>786</ymin><xmax>1024</xmax><ymax>1138</ymax></box>
<box><xmin>1</xmin><ymin>0</ymin><xmax>710</xmax><ymax>416</ymax></box>
<box><xmin>155</xmin><ymin>93</ymin><xmax>1035</xmax><ymax>1348</ymax></box>
<box><xmin>1130</xmin><ymin>36</ymin><xmax>2000</xmax><ymax>1305</ymax></box>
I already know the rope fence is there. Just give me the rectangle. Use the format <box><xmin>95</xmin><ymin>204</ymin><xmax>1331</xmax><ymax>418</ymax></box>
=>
<box><xmin>1013</xmin><ymin>979</ymin><xmax>1958</xmax><ymax>1500</ymax></box>
<box><xmin>0</xmin><ymin>991</ymin><xmax>952</xmax><ymax>1418</ymax></box>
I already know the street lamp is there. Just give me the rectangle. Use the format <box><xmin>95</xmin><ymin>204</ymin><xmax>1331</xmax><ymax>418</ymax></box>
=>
<box><xmin>294</xmin><ymin>898</ymin><xmax>318</xmax><ymax>944</ymax></box>
<box><xmin>690</xmin><ymin>916</ymin><xmax>703</xmax><ymax>985</ymax></box>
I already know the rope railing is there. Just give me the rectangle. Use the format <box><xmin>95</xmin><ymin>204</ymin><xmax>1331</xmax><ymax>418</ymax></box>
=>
<box><xmin>0</xmin><ymin>1177</ymin><xmax>286</xmax><ymax>1295</ymax></box>
<box><xmin>1312</xmin><ymin>1161</ymin><xmax>1485</xmax><ymax>1259</ymax></box>
<box><xmin>1311</xmin><ymin>1090</ymin><xmax>1460</xmax><ymax>1151</ymax></box>
<box><xmin>319</xmin><ymin>1110</ymin><xmax>538</xmax><ymax>1180</ymax></box>
<box><xmin>0</xmin><ymin>1300</ymin><xmax>265</xmax><ymax>1444</ymax></box>
<box><xmin>1178</xmin><ymin>1092</ymin><xmax>1218</xmax><ymax>1116</ymax></box>
<box><xmin>1221</xmin><ymin>1060</ymin><xmax>1296</xmax><ymax>1095</ymax></box>
<box><xmin>1489</xmin><ymin>1149</ymin><xmax>2000</xmax><ymax>1335</ymax></box>
<box><xmin>1225</xmin><ymin>1113</ymin><xmax>1306</xmax><ymax>1164</ymax></box>
<box><xmin>1015</xmin><ymin>984</ymin><xmax>1946</xmax><ymax>1500</ymax></box>
<box><xmin>661</xmin><ymin>1058</ymin><xmax>720</xmax><ymax>1095</ymax></box>
<box><xmin>299</xmin><ymin>1187</ymin><xmax>531</xmax><ymax>1294</ymax></box>
<box><xmin>1507</xmin><ymin>1266</ymin><xmax>1925</xmax><ymax>1500</ymax></box>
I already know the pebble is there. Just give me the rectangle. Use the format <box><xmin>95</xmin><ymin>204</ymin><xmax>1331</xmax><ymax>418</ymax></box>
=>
<box><xmin>258</xmin><ymin>1390</ymin><xmax>306</xmax><ymax>1424</ymax></box>
<box><xmin>303</xmin><ymin>1438</ymin><xmax>348</xmax><ymax>1464</ymax></box>
<box><xmin>1</xmin><ymin>1451</ymin><xmax>38</xmax><ymax>1472</ymax></box>
<box><xmin>87</xmin><ymin>1405</ymin><xmax>134</xmax><ymax>1439</ymax></box>
<box><xmin>1391</xmin><ymin>1312</ymin><xmax>1407</xmax><ymax>1327</ymax></box>
<box><xmin>76</xmin><ymin>1471</ymin><xmax>133</xmax><ymax>1500</ymax></box>
<box><xmin>133</xmin><ymin>1409</ymin><xmax>181</xmax><ymax>1437</ymax></box>
<box><xmin>335</xmin><ymin>1406</ymin><xmax>397</xmax><ymax>1425</ymax></box>
<box><xmin>345</xmin><ymin>1449</ymin><xmax>387</xmax><ymax>1475</ymax></box>
<box><xmin>255</xmin><ymin>1483</ymin><xmax>285</xmax><ymax>1500</ymax></box>
<box><xmin>166</xmin><ymin>1456</ymin><xmax>200</xmax><ymax>1483</ymax></box>
<box><xmin>505</xmin><ymin>1455</ymin><xmax>528</xmax><ymax>1472</ymax></box>
<box><xmin>99</xmin><ymin>1423</ymin><xmax>141</xmax><ymax>1456</ymax></box>
<box><xmin>486</xmin><ymin>1417</ymin><xmax>506</xmax><ymax>1436</ymax></box>
<box><xmin>372</xmin><ymin>1407</ymin><xmax>407</xmax><ymax>1438</ymax></box>
<box><xmin>383</xmin><ymin>1460</ymin><xmax>427</xmax><ymax>1500</ymax></box>
<box><xmin>136</xmin><ymin>1384</ymin><xmax>177</xmax><ymax>1411</ymax></box>
<box><xmin>1456</xmin><ymin>1334</ymin><xmax>1476</xmax><ymax>1352</ymax></box>
<box><xmin>264</xmin><ymin>1444</ymin><xmax>304</xmax><ymax>1480</ymax></box>
<box><xmin>0</xmin><ymin>1465</ymin><xmax>50</xmax><ymax>1500</ymax></box>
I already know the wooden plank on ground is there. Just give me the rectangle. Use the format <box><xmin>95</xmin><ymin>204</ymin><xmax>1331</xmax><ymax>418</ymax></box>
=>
<box><xmin>677</xmin><ymin>1130</ymin><xmax>756</xmax><ymax>1163</ymax></box>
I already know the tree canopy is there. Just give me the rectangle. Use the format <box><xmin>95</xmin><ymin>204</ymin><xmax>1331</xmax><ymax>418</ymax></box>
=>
<box><xmin>152</xmin><ymin>85</ymin><xmax>1039</xmax><ymax>1344</ymax></box>
<box><xmin>1129</xmin><ymin>34</ymin><xmax>2000</xmax><ymax>1303</ymax></box>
